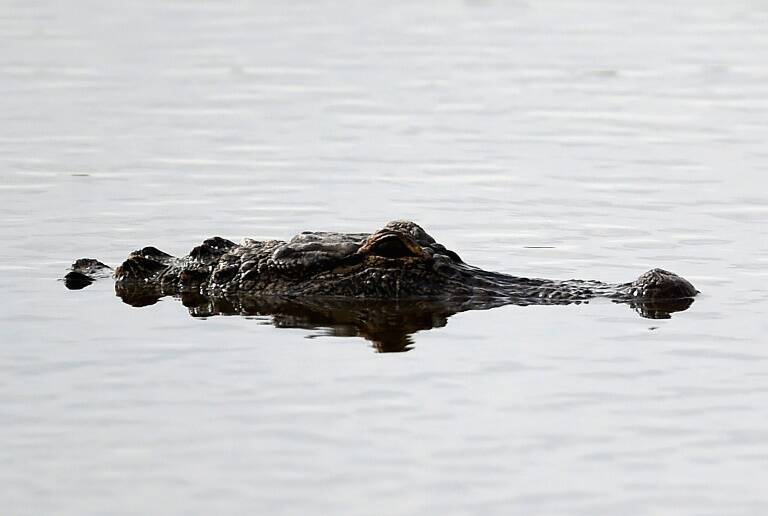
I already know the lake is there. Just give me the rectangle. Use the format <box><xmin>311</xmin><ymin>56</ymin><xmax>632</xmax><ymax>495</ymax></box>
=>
<box><xmin>2</xmin><ymin>1</ymin><xmax>768</xmax><ymax>514</ymax></box>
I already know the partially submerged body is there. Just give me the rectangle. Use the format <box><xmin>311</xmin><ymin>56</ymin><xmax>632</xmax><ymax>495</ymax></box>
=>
<box><xmin>65</xmin><ymin>220</ymin><xmax>698</xmax><ymax>324</ymax></box>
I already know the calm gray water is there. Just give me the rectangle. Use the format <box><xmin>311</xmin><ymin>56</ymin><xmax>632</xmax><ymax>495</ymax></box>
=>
<box><xmin>2</xmin><ymin>1</ymin><xmax>768</xmax><ymax>514</ymax></box>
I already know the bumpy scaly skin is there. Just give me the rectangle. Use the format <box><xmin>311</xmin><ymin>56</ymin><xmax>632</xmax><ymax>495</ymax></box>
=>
<box><xmin>63</xmin><ymin>258</ymin><xmax>112</xmax><ymax>289</ymax></box>
<box><xmin>114</xmin><ymin>221</ymin><xmax>696</xmax><ymax>303</ymax></box>
<box><xmin>68</xmin><ymin>220</ymin><xmax>698</xmax><ymax>318</ymax></box>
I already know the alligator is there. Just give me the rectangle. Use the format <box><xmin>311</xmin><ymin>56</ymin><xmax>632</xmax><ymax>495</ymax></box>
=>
<box><xmin>65</xmin><ymin>219</ymin><xmax>697</xmax><ymax>318</ymax></box>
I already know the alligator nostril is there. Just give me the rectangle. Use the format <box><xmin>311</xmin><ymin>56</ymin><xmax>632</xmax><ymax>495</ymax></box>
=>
<box><xmin>369</xmin><ymin>235</ymin><xmax>419</xmax><ymax>258</ymax></box>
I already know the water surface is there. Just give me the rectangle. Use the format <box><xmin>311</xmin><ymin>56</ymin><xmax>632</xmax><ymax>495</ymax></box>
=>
<box><xmin>2</xmin><ymin>1</ymin><xmax>768</xmax><ymax>514</ymax></box>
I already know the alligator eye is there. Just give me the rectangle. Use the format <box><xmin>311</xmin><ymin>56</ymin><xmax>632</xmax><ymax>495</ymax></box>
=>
<box><xmin>369</xmin><ymin>235</ymin><xmax>419</xmax><ymax>258</ymax></box>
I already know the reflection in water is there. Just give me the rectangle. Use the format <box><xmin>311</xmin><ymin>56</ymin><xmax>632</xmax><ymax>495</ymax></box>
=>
<box><xmin>184</xmin><ymin>293</ymin><xmax>456</xmax><ymax>353</ymax></box>
<box><xmin>111</xmin><ymin>286</ymin><xmax>693</xmax><ymax>353</ymax></box>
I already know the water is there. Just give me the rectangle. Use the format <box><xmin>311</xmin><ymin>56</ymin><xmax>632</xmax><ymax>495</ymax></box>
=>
<box><xmin>2</xmin><ymin>0</ymin><xmax>768</xmax><ymax>514</ymax></box>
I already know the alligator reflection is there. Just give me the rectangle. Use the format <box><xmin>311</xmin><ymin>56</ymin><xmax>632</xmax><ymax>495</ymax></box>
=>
<box><xmin>115</xmin><ymin>288</ymin><xmax>694</xmax><ymax>353</ymax></box>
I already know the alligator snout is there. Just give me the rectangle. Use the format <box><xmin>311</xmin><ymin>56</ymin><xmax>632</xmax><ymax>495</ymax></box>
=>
<box><xmin>629</xmin><ymin>268</ymin><xmax>698</xmax><ymax>300</ymax></box>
